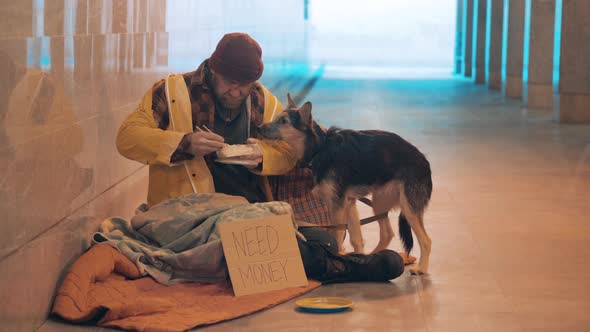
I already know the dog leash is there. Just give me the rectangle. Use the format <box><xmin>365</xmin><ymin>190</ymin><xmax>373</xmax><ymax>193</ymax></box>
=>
<box><xmin>358</xmin><ymin>197</ymin><xmax>390</xmax><ymax>225</ymax></box>
<box><xmin>321</xmin><ymin>198</ymin><xmax>389</xmax><ymax>230</ymax></box>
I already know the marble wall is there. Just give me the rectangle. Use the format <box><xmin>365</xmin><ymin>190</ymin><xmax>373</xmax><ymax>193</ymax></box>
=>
<box><xmin>0</xmin><ymin>1</ymin><xmax>305</xmax><ymax>331</ymax></box>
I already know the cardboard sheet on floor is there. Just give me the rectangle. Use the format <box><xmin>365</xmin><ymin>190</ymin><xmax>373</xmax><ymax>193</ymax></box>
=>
<box><xmin>52</xmin><ymin>244</ymin><xmax>320</xmax><ymax>332</ymax></box>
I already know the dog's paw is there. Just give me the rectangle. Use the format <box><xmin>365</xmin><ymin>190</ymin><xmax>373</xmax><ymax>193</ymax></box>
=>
<box><xmin>399</xmin><ymin>252</ymin><xmax>417</xmax><ymax>265</ymax></box>
<box><xmin>408</xmin><ymin>266</ymin><xmax>427</xmax><ymax>275</ymax></box>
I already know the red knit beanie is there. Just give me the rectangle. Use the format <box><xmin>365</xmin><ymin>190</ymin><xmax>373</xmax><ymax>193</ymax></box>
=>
<box><xmin>209</xmin><ymin>32</ymin><xmax>264</xmax><ymax>83</ymax></box>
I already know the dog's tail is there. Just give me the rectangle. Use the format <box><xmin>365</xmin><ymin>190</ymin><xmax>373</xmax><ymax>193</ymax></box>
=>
<box><xmin>398</xmin><ymin>213</ymin><xmax>414</xmax><ymax>254</ymax></box>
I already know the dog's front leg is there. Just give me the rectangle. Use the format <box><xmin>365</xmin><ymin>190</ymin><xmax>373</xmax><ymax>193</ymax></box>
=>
<box><xmin>323</xmin><ymin>187</ymin><xmax>351</xmax><ymax>253</ymax></box>
<box><xmin>330</xmin><ymin>203</ymin><xmax>347</xmax><ymax>253</ymax></box>
<box><xmin>313</xmin><ymin>182</ymin><xmax>347</xmax><ymax>253</ymax></box>
<box><xmin>344</xmin><ymin>199</ymin><xmax>364</xmax><ymax>253</ymax></box>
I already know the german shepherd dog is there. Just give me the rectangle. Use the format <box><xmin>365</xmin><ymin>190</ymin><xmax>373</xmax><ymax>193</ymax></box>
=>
<box><xmin>258</xmin><ymin>94</ymin><xmax>433</xmax><ymax>274</ymax></box>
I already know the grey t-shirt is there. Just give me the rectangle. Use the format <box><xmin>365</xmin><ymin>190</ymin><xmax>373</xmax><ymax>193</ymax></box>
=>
<box><xmin>210</xmin><ymin>101</ymin><xmax>265</xmax><ymax>203</ymax></box>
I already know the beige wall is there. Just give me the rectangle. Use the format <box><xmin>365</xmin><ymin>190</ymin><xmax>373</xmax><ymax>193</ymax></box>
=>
<box><xmin>0</xmin><ymin>1</ymin><xmax>305</xmax><ymax>331</ymax></box>
<box><xmin>0</xmin><ymin>1</ymin><xmax>166</xmax><ymax>331</ymax></box>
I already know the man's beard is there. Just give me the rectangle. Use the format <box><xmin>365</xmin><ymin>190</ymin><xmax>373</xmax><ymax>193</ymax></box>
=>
<box><xmin>218</xmin><ymin>95</ymin><xmax>245</xmax><ymax>110</ymax></box>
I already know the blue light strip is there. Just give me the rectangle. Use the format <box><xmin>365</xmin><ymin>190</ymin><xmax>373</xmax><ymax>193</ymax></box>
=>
<box><xmin>552</xmin><ymin>0</ymin><xmax>562</xmax><ymax>92</ymax></box>
<box><xmin>471</xmin><ymin>0</ymin><xmax>478</xmax><ymax>79</ymax></box>
<box><xmin>523</xmin><ymin>0</ymin><xmax>531</xmax><ymax>84</ymax></box>
<box><xmin>501</xmin><ymin>0</ymin><xmax>509</xmax><ymax>85</ymax></box>
<box><xmin>522</xmin><ymin>0</ymin><xmax>531</xmax><ymax>105</ymax></box>
<box><xmin>485</xmin><ymin>0</ymin><xmax>492</xmax><ymax>83</ymax></box>
<box><xmin>455</xmin><ymin>0</ymin><xmax>464</xmax><ymax>74</ymax></box>
<box><xmin>41</xmin><ymin>37</ymin><xmax>51</xmax><ymax>71</ymax></box>
<box><xmin>462</xmin><ymin>0</ymin><xmax>469</xmax><ymax>75</ymax></box>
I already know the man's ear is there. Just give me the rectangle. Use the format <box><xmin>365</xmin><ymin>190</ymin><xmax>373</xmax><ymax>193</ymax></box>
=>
<box><xmin>299</xmin><ymin>101</ymin><xmax>313</xmax><ymax>125</ymax></box>
<box><xmin>286</xmin><ymin>93</ymin><xmax>297</xmax><ymax>109</ymax></box>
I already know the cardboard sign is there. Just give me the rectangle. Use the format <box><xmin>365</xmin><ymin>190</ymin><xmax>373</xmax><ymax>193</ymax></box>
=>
<box><xmin>218</xmin><ymin>214</ymin><xmax>308</xmax><ymax>297</ymax></box>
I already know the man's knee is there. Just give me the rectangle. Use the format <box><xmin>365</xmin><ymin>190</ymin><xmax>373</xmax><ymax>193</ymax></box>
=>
<box><xmin>298</xmin><ymin>227</ymin><xmax>338</xmax><ymax>254</ymax></box>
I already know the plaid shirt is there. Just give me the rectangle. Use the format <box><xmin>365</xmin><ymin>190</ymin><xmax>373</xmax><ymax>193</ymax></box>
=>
<box><xmin>149</xmin><ymin>60</ymin><xmax>265</xmax><ymax>164</ymax></box>
<box><xmin>269</xmin><ymin>167</ymin><xmax>332</xmax><ymax>226</ymax></box>
<box><xmin>149</xmin><ymin>61</ymin><xmax>330</xmax><ymax>225</ymax></box>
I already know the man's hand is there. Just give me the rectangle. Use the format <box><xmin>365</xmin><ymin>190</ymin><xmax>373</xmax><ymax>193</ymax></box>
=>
<box><xmin>186</xmin><ymin>131</ymin><xmax>225</xmax><ymax>157</ymax></box>
<box><xmin>238</xmin><ymin>138</ymin><xmax>263</xmax><ymax>169</ymax></box>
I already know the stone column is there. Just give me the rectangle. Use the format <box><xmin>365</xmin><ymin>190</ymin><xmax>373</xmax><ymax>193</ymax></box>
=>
<box><xmin>503</xmin><ymin>0</ymin><xmax>525</xmax><ymax>98</ymax></box>
<box><xmin>132</xmin><ymin>0</ymin><xmax>148</xmax><ymax>69</ymax></box>
<box><xmin>88</xmin><ymin>0</ymin><xmax>106</xmax><ymax>34</ymax></box>
<box><xmin>524</xmin><ymin>0</ymin><xmax>555</xmax><ymax>109</ymax></box>
<box><xmin>75</xmin><ymin>0</ymin><xmax>88</xmax><ymax>35</ymax></box>
<box><xmin>150</xmin><ymin>0</ymin><xmax>168</xmax><ymax>67</ymax></box>
<box><xmin>44</xmin><ymin>0</ymin><xmax>65</xmax><ymax>36</ymax></box>
<box><xmin>74</xmin><ymin>35</ymin><xmax>93</xmax><ymax>81</ymax></box>
<box><xmin>474</xmin><ymin>0</ymin><xmax>487</xmax><ymax>83</ymax></box>
<box><xmin>156</xmin><ymin>32</ymin><xmax>168</xmax><ymax>66</ymax></box>
<box><xmin>558</xmin><ymin>0</ymin><xmax>590</xmax><ymax>123</ymax></box>
<box><xmin>487</xmin><ymin>0</ymin><xmax>504</xmax><ymax>89</ymax></box>
<box><xmin>112</xmin><ymin>0</ymin><xmax>130</xmax><ymax>34</ymax></box>
<box><xmin>462</xmin><ymin>0</ymin><xmax>474</xmax><ymax>77</ymax></box>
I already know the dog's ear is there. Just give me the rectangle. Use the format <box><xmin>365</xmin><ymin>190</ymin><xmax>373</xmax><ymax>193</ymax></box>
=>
<box><xmin>286</xmin><ymin>93</ymin><xmax>297</xmax><ymax>109</ymax></box>
<box><xmin>299</xmin><ymin>101</ymin><xmax>313</xmax><ymax>125</ymax></box>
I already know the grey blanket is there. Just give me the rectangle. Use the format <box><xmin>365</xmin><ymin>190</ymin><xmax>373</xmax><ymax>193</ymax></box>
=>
<box><xmin>93</xmin><ymin>193</ymin><xmax>298</xmax><ymax>285</ymax></box>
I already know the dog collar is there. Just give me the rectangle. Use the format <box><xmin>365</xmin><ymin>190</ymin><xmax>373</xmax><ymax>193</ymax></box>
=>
<box><xmin>305</xmin><ymin>153</ymin><xmax>319</xmax><ymax>169</ymax></box>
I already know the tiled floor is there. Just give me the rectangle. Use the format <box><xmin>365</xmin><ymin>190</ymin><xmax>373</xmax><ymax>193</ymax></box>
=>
<box><xmin>40</xmin><ymin>77</ymin><xmax>590</xmax><ymax>332</ymax></box>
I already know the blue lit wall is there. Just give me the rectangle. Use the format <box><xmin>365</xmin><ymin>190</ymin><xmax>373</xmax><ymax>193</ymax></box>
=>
<box><xmin>166</xmin><ymin>0</ymin><xmax>456</xmax><ymax>79</ymax></box>
<box><xmin>308</xmin><ymin>0</ymin><xmax>456</xmax><ymax>78</ymax></box>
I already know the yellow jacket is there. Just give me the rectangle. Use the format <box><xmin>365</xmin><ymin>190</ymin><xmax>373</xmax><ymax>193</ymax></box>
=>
<box><xmin>116</xmin><ymin>74</ymin><xmax>296</xmax><ymax>206</ymax></box>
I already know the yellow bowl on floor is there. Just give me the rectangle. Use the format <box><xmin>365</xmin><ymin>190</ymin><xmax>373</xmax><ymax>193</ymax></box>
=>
<box><xmin>295</xmin><ymin>297</ymin><xmax>353</xmax><ymax>313</ymax></box>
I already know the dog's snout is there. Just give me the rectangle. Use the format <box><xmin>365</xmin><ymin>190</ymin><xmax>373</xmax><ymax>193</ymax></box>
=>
<box><xmin>257</xmin><ymin>124</ymin><xmax>268</xmax><ymax>134</ymax></box>
<box><xmin>257</xmin><ymin>124</ymin><xmax>271</xmax><ymax>138</ymax></box>
<box><xmin>258</xmin><ymin>123</ymin><xmax>281</xmax><ymax>139</ymax></box>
